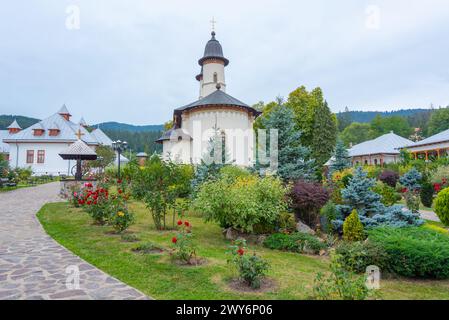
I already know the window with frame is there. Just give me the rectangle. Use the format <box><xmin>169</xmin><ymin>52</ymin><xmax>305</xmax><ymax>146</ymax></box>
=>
<box><xmin>26</xmin><ymin>150</ymin><xmax>34</xmax><ymax>164</ymax></box>
<box><xmin>37</xmin><ymin>150</ymin><xmax>45</xmax><ymax>163</ymax></box>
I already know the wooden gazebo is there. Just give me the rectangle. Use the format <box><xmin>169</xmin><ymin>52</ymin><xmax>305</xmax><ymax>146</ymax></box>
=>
<box><xmin>59</xmin><ymin>139</ymin><xmax>97</xmax><ymax>180</ymax></box>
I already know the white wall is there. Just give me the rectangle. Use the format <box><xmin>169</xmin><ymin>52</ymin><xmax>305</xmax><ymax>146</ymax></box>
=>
<box><xmin>352</xmin><ymin>154</ymin><xmax>398</xmax><ymax>166</ymax></box>
<box><xmin>200</xmin><ymin>62</ymin><xmax>226</xmax><ymax>98</ymax></box>
<box><xmin>164</xmin><ymin>108</ymin><xmax>255</xmax><ymax>166</ymax></box>
<box><xmin>8</xmin><ymin>142</ymin><xmax>75</xmax><ymax>176</ymax></box>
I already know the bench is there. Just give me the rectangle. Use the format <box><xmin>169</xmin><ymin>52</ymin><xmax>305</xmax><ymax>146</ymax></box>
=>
<box><xmin>0</xmin><ymin>178</ymin><xmax>17</xmax><ymax>188</ymax></box>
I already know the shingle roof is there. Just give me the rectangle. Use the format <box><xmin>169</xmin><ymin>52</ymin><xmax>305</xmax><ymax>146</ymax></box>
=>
<box><xmin>3</xmin><ymin>111</ymin><xmax>98</xmax><ymax>145</ymax></box>
<box><xmin>59</xmin><ymin>139</ymin><xmax>97</xmax><ymax>160</ymax></box>
<box><xmin>174</xmin><ymin>89</ymin><xmax>259</xmax><ymax>115</ymax></box>
<box><xmin>198</xmin><ymin>32</ymin><xmax>229</xmax><ymax>66</ymax></box>
<box><xmin>6</xmin><ymin>119</ymin><xmax>21</xmax><ymax>129</ymax></box>
<box><xmin>349</xmin><ymin>132</ymin><xmax>414</xmax><ymax>157</ymax></box>
<box><xmin>0</xmin><ymin>130</ymin><xmax>10</xmax><ymax>153</ymax></box>
<box><xmin>90</xmin><ymin>128</ymin><xmax>113</xmax><ymax>146</ymax></box>
<box><xmin>402</xmin><ymin>128</ymin><xmax>449</xmax><ymax>148</ymax></box>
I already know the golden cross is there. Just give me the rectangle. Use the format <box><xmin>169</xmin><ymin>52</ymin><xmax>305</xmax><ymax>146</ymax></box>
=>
<box><xmin>75</xmin><ymin>128</ymin><xmax>84</xmax><ymax>140</ymax></box>
<box><xmin>210</xmin><ymin>17</ymin><xmax>217</xmax><ymax>31</ymax></box>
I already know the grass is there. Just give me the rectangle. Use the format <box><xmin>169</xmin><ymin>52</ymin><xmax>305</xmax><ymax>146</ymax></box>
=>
<box><xmin>37</xmin><ymin>201</ymin><xmax>449</xmax><ymax>300</ymax></box>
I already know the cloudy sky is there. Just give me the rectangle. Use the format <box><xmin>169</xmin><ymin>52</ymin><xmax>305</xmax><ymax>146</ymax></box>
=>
<box><xmin>0</xmin><ymin>0</ymin><xmax>448</xmax><ymax>125</ymax></box>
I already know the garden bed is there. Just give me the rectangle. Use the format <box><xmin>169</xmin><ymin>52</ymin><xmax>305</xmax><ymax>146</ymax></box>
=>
<box><xmin>37</xmin><ymin>201</ymin><xmax>449</xmax><ymax>300</ymax></box>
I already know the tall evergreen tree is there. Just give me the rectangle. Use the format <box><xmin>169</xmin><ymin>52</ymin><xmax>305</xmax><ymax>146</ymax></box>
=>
<box><xmin>286</xmin><ymin>86</ymin><xmax>337</xmax><ymax>167</ymax></box>
<box><xmin>311</xmin><ymin>100</ymin><xmax>338</xmax><ymax>166</ymax></box>
<box><xmin>331</xmin><ymin>139</ymin><xmax>351</xmax><ymax>172</ymax></box>
<box><xmin>259</xmin><ymin>103</ymin><xmax>315</xmax><ymax>181</ymax></box>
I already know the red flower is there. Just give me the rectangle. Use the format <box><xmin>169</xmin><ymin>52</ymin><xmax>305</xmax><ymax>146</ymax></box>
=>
<box><xmin>117</xmin><ymin>179</ymin><xmax>122</xmax><ymax>184</ymax></box>
<box><xmin>237</xmin><ymin>248</ymin><xmax>244</xmax><ymax>256</ymax></box>
<box><xmin>401</xmin><ymin>188</ymin><xmax>408</xmax><ymax>193</ymax></box>
<box><xmin>434</xmin><ymin>183</ymin><xmax>442</xmax><ymax>192</ymax></box>
<box><xmin>87</xmin><ymin>201</ymin><xmax>92</xmax><ymax>205</ymax></box>
<box><xmin>184</xmin><ymin>221</ymin><xmax>190</xmax><ymax>227</ymax></box>
<box><xmin>177</xmin><ymin>220</ymin><xmax>183</xmax><ymax>226</ymax></box>
<box><xmin>171</xmin><ymin>237</ymin><xmax>177</xmax><ymax>244</ymax></box>
<box><xmin>118</xmin><ymin>189</ymin><xmax>123</xmax><ymax>194</ymax></box>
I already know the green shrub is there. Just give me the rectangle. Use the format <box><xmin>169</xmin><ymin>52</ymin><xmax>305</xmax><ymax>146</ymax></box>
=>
<box><xmin>277</xmin><ymin>212</ymin><xmax>297</xmax><ymax>233</ymax></box>
<box><xmin>312</xmin><ymin>253</ymin><xmax>371</xmax><ymax>300</ymax></box>
<box><xmin>263</xmin><ymin>232</ymin><xmax>327</xmax><ymax>254</ymax></box>
<box><xmin>343</xmin><ymin>210</ymin><xmax>365</xmax><ymax>242</ymax></box>
<box><xmin>227</xmin><ymin>239</ymin><xmax>270</xmax><ymax>289</ymax></box>
<box><xmin>320</xmin><ymin>201</ymin><xmax>338</xmax><ymax>233</ymax></box>
<box><xmin>194</xmin><ymin>175</ymin><xmax>287</xmax><ymax>233</ymax></box>
<box><xmin>368</xmin><ymin>227</ymin><xmax>449</xmax><ymax>279</ymax></box>
<box><xmin>335</xmin><ymin>241</ymin><xmax>389</xmax><ymax>273</ymax></box>
<box><xmin>434</xmin><ymin>187</ymin><xmax>449</xmax><ymax>226</ymax></box>
<box><xmin>373</xmin><ymin>182</ymin><xmax>400</xmax><ymax>206</ymax></box>
<box><xmin>219</xmin><ymin>165</ymin><xmax>251</xmax><ymax>181</ymax></box>
<box><xmin>420</xmin><ymin>181</ymin><xmax>434</xmax><ymax>208</ymax></box>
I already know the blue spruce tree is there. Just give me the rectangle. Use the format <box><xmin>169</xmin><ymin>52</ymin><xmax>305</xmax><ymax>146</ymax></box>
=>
<box><xmin>258</xmin><ymin>103</ymin><xmax>315</xmax><ymax>181</ymax></box>
<box><xmin>333</xmin><ymin>166</ymin><xmax>423</xmax><ymax>231</ymax></box>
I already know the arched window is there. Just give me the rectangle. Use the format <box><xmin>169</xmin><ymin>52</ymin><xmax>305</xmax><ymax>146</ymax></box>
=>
<box><xmin>374</xmin><ymin>159</ymin><xmax>378</xmax><ymax>165</ymax></box>
<box><xmin>364</xmin><ymin>160</ymin><xmax>368</xmax><ymax>165</ymax></box>
<box><xmin>213</xmin><ymin>72</ymin><xmax>218</xmax><ymax>83</ymax></box>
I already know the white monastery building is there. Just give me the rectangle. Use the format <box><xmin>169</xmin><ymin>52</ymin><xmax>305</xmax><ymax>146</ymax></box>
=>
<box><xmin>2</xmin><ymin>105</ymin><xmax>116</xmax><ymax>176</ymax></box>
<box><xmin>157</xmin><ymin>31</ymin><xmax>261</xmax><ymax>166</ymax></box>
<box><xmin>400</xmin><ymin>128</ymin><xmax>449</xmax><ymax>161</ymax></box>
<box><xmin>348</xmin><ymin>132</ymin><xmax>414</xmax><ymax>166</ymax></box>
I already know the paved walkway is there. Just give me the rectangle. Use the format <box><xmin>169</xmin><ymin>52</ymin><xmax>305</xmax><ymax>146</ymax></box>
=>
<box><xmin>0</xmin><ymin>182</ymin><xmax>149</xmax><ymax>300</ymax></box>
<box><xmin>420</xmin><ymin>209</ymin><xmax>441</xmax><ymax>222</ymax></box>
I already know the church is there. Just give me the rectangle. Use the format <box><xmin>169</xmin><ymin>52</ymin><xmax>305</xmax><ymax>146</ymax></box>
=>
<box><xmin>157</xmin><ymin>31</ymin><xmax>261</xmax><ymax>166</ymax></box>
<box><xmin>2</xmin><ymin>105</ymin><xmax>117</xmax><ymax>176</ymax></box>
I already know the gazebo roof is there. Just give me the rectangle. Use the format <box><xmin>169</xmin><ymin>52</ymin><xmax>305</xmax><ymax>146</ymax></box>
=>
<box><xmin>59</xmin><ymin>139</ymin><xmax>97</xmax><ymax>160</ymax></box>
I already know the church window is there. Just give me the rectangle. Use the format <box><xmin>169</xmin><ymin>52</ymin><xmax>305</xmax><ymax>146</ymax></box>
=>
<box><xmin>213</xmin><ymin>72</ymin><xmax>218</xmax><ymax>83</ymax></box>
<box><xmin>37</xmin><ymin>150</ymin><xmax>45</xmax><ymax>164</ymax></box>
<box><xmin>26</xmin><ymin>150</ymin><xmax>34</xmax><ymax>164</ymax></box>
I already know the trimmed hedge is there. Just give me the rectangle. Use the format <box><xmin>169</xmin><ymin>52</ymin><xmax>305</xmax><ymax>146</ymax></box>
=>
<box><xmin>263</xmin><ymin>232</ymin><xmax>327</xmax><ymax>255</ymax></box>
<box><xmin>368</xmin><ymin>227</ymin><xmax>449</xmax><ymax>279</ymax></box>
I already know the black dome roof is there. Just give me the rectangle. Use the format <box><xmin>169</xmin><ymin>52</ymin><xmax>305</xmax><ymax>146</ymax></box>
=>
<box><xmin>198</xmin><ymin>32</ymin><xmax>229</xmax><ymax>66</ymax></box>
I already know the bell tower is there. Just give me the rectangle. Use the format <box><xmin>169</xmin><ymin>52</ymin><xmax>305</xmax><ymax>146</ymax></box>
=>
<box><xmin>196</xmin><ymin>26</ymin><xmax>229</xmax><ymax>99</ymax></box>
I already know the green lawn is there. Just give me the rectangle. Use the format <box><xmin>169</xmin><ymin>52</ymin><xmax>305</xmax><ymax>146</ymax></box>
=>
<box><xmin>37</xmin><ymin>201</ymin><xmax>449</xmax><ymax>300</ymax></box>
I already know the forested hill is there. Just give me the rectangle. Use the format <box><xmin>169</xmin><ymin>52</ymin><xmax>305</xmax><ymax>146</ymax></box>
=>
<box><xmin>336</xmin><ymin>109</ymin><xmax>430</xmax><ymax>123</ymax></box>
<box><xmin>0</xmin><ymin>115</ymin><xmax>39</xmax><ymax>130</ymax></box>
<box><xmin>94</xmin><ymin>122</ymin><xmax>163</xmax><ymax>132</ymax></box>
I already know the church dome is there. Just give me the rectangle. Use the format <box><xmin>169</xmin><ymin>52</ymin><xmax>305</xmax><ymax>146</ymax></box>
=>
<box><xmin>198</xmin><ymin>32</ymin><xmax>229</xmax><ymax>66</ymax></box>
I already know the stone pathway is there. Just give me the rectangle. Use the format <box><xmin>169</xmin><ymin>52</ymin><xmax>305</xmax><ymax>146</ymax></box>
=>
<box><xmin>0</xmin><ymin>182</ymin><xmax>149</xmax><ymax>300</ymax></box>
<box><xmin>420</xmin><ymin>209</ymin><xmax>440</xmax><ymax>222</ymax></box>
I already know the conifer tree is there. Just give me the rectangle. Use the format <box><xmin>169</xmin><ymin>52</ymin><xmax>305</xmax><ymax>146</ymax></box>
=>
<box><xmin>259</xmin><ymin>103</ymin><xmax>315</xmax><ymax>181</ymax></box>
<box><xmin>330</xmin><ymin>139</ymin><xmax>351</xmax><ymax>172</ymax></box>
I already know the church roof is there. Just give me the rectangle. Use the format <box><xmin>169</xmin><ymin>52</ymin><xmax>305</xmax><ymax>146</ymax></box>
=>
<box><xmin>3</xmin><ymin>108</ymin><xmax>98</xmax><ymax>145</ymax></box>
<box><xmin>198</xmin><ymin>32</ymin><xmax>229</xmax><ymax>66</ymax></box>
<box><xmin>7</xmin><ymin>119</ymin><xmax>21</xmax><ymax>129</ymax></box>
<box><xmin>90</xmin><ymin>128</ymin><xmax>113</xmax><ymax>146</ymax></box>
<box><xmin>59</xmin><ymin>139</ymin><xmax>97</xmax><ymax>160</ymax></box>
<box><xmin>349</xmin><ymin>132</ymin><xmax>413</xmax><ymax>157</ymax></box>
<box><xmin>401</xmin><ymin>128</ymin><xmax>449</xmax><ymax>149</ymax></box>
<box><xmin>175</xmin><ymin>88</ymin><xmax>259</xmax><ymax>115</ymax></box>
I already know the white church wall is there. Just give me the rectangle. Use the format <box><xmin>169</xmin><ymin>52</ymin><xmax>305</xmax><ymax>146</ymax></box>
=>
<box><xmin>164</xmin><ymin>109</ymin><xmax>254</xmax><ymax>166</ymax></box>
<box><xmin>8</xmin><ymin>142</ymin><xmax>74</xmax><ymax>176</ymax></box>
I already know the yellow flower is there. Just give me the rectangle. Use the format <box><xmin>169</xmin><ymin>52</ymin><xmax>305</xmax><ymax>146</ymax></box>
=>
<box><xmin>117</xmin><ymin>211</ymin><xmax>125</xmax><ymax>217</ymax></box>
